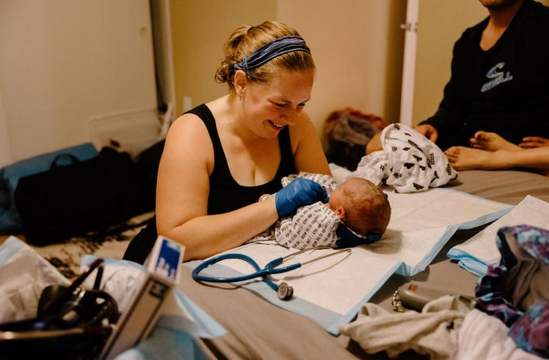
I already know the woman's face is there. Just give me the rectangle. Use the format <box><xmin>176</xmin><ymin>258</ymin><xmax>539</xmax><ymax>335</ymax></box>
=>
<box><xmin>242</xmin><ymin>68</ymin><xmax>314</xmax><ymax>138</ymax></box>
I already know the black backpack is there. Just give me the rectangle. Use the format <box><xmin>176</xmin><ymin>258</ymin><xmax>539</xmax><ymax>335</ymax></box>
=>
<box><xmin>14</xmin><ymin>147</ymin><xmax>149</xmax><ymax>245</ymax></box>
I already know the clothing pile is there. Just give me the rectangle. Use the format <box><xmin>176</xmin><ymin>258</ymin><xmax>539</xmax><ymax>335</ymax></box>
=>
<box><xmin>341</xmin><ymin>224</ymin><xmax>548</xmax><ymax>359</ymax></box>
<box><xmin>0</xmin><ymin>237</ymin><xmax>214</xmax><ymax>360</ymax></box>
<box><xmin>475</xmin><ymin>225</ymin><xmax>549</xmax><ymax>358</ymax></box>
<box><xmin>341</xmin><ymin>295</ymin><xmax>471</xmax><ymax>359</ymax></box>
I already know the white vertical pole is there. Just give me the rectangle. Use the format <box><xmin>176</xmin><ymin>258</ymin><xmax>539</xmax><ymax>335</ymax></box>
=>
<box><xmin>154</xmin><ymin>0</ymin><xmax>178</xmax><ymax>137</ymax></box>
<box><xmin>399</xmin><ymin>0</ymin><xmax>419</xmax><ymax>127</ymax></box>
<box><xmin>159</xmin><ymin>0</ymin><xmax>176</xmax><ymax>114</ymax></box>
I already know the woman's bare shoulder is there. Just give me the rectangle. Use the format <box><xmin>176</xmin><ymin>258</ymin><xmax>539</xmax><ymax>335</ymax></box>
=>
<box><xmin>162</xmin><ymin>112</ymin><xmax>214</xmax><ymax>167</ymax></box>
<box><xmin>169</xmin><ymin>112</ymin><xmax>208</xmax><ymax>139</ymax></box>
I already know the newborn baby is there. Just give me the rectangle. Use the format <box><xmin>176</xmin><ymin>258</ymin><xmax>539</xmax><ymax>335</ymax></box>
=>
<box><xmin>254</xmin><ymin>172</ymin><xmax>391</xmax><ymax>250</ymax></box>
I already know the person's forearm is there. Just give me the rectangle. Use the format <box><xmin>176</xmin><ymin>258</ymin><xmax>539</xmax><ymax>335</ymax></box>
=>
<box><xmin>160</xmin><ymin>197</ymin><xmax>278</xmax><ymax>261</ymax></box>
<box><xmin>505</xmin><ymin>148</ymin><xmax>549</xmax><ymax>169</ymax></box>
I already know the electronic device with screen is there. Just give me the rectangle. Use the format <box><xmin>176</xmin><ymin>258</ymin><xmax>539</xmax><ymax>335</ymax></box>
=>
<box><xmin>100</xmin><ymin>236</ymin><xmax>184</xmax><ymax>359</ymax></box>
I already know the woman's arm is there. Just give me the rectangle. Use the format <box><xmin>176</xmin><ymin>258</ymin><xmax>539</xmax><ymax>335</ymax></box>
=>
<box><xmin>291</xmin><ymin>112</ymin><xmax>331</xmax><ymax>175</ymax></box>
<box><xmin>155</xmin><ymin>114</ymin><xmax>279</xmax><ymax>260</ymax></box>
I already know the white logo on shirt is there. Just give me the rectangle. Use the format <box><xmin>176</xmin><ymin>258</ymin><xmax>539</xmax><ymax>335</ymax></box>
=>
<box><xmin>481</xmin><ymin>62</ymin><xmax>513</xmax><ymax>93</ymax></box>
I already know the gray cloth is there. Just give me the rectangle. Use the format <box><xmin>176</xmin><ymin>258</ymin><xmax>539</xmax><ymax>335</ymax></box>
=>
<box><xmin>456</xmin><ymin>309</ymin><xmax>541</xmax><ymax>360</ymax></box>
<box><xmin>340</xmin><ymin>295</ymin><xmax>472</xmax><ymax>359</ymax></box>
<box><xmin>500</xmin><ymin>228</ymin><xmax>549</xmax><ymax>310</ymax></box>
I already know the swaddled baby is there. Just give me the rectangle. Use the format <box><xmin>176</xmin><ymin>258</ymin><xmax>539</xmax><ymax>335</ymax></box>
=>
<box><xmin>356</xmin><ymin>123</ymin><xmax>458</xmax><ymax>192</ymax></box>
<box><xmin>253</xmin><ymin>172</ymin><xmax>391</xmax><ymax>250</ymax></box>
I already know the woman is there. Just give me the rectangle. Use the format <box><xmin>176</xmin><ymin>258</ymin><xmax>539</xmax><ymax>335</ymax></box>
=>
<box><xmin>124</xmin><ymin>21</ymin><xmax>330</xmax><ymax>262</ymax></box>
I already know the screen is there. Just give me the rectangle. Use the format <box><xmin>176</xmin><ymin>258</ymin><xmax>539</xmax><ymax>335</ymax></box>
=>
<box><xmin>149</xmin><ymin>237</ymin><xmax>183</xmax><ymax>284</ymax></box>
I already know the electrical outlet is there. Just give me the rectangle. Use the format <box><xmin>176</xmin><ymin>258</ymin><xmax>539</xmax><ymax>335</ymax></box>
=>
<box><xmin>183</xmin><ymin>96</ymin><xmax>192</xmax><ymax>112</ymax></box>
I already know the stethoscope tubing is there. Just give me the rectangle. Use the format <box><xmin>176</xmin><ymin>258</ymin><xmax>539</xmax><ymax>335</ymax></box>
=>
<box><xmin>192</xmin><ymin>248</ymin><xmax>352</xmax><ymax>300</ymax></box>
<box><xmin>191</xmin><ymin>252</ymin><xmax>301</xmax><ymax>286</ymax></box>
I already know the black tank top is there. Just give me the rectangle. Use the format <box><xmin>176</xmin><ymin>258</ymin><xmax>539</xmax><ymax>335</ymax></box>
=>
<box><xmin>188</xmin><ymin>104</ymin><xmax>296</xmax><ymax>215</ymax></box>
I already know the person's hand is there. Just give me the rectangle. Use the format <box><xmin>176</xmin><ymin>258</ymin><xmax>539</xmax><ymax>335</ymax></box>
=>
<box><xmin>366</xmin><ymin>133</ymin><xmax>382</xmax><ymax>154</ymax></box>
<box><xmin>414</xmin><ymin>124</ymin><xmax>438</xmax><ymax>143</ymax></box>
<box><xmin>519</xmin><ymin>136</ymin><xmax>549</xmax><ymax>149</ymax></box>
<box><xmin>275</xmin><ymin>178</ymin><xmax>328</xmax><ymax>218</ymax></box>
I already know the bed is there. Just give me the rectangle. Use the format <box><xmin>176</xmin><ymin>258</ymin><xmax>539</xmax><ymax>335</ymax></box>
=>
<box><xmin>177</xmin><ymin>169</ymin><xmax>549</xmax><ymax>359</ymax></box>
<box><xmin>1</xmin><ymin>169</ymin><xmax>547</xmax><ymax>359</ymax></box>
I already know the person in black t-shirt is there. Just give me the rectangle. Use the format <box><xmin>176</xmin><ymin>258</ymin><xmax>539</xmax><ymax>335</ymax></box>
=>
<box><xmin>415</xmin><ymin>0</ymin><xmax>549</xmax><ymax>171</ymax></box>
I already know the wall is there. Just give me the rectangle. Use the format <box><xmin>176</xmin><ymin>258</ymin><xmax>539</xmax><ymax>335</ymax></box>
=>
<box><xmin>170</xmin><ymin>0</ymin><xmax>276</xmax><ymax>115</ymax></box>
<box><xmin>0</xmin><ymin>0</ymin><xmax>157</xmax><ymax>161</ymax></box>
<box><xmin>412</xmin><ymin>0</ymin><xmax>484</xmax><ymax>125</ymax></box>
<box><xmin>277</xmin><ymin>0</ymin><xmax>405</xmax><ymax>129</ymax></box>
<box><xmin>170</xmin><ymin>0</ymin><xmax>405</xmax><ymax>131</ymax></box>
<box><xmin>0</xmin><ymin>93</ymin><xmax>11</xmax><ymax>166</ymax></box>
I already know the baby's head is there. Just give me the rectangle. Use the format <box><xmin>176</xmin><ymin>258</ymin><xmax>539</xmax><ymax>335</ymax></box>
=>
<box><xmin>328</xmin><ymin>177</ymin><xmax>391</xmax><ymax>237</ymax></box>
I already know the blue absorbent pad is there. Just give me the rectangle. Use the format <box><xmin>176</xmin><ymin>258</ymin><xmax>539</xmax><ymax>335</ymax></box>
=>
<box><xmin>186</xmin><ymin>259</ymin><xmax>401</xmax><ymax>336</ymax></box>
<box><xmin>117</xmin><ymin>323</ymin><xmax>209</xmax><ymax>360</ymax></box>
<box><xmin>447</xmin><ymin>248</ymin><xmax>489</xmax><ymax>277</ymax></box>
<box><xmin>446</xmin><ymin>196</ymin><xmax>549</xmax><ymax>278</ymax></box>
<box><xmin>402</xmin><ymin>206</ymin><xmax>511</xmax><ymax>277</ymax></box>
<box><xmin>185</xmin><ymin>189</ymin><xmax>511</xmax><ymax>335</ymax></box>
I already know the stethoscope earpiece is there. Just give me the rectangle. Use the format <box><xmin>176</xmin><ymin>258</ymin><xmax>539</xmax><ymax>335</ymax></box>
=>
<box><xmin>276</xmin><ymin>282</ymin><xmax>293</xmax><ymax>301</ymax></box>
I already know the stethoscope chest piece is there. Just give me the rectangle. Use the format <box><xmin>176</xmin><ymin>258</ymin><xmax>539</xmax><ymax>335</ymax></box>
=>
<box><xmin>277</xmin><ymin>282</ymin><xmax>293</xmax><ymax>301</ymax></box>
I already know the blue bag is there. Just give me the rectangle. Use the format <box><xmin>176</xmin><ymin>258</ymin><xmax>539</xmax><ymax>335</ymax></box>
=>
<box><xmin>0</xmin><ymin>143</ymin><xmax>98</xmax><ymax>234</ymax></box>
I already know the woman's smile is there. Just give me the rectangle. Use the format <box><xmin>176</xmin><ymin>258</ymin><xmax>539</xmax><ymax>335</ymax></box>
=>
<box><xmin>267</xmin><ymin>119</ymin><xmax>286</xmax><ymax>130</ymax></box>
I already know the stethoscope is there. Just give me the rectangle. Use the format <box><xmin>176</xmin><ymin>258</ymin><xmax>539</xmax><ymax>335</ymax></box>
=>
<box><xmin>192</xmin><ymin>247</ymin><xmax>352</xmax><ymax>301</ymax></box>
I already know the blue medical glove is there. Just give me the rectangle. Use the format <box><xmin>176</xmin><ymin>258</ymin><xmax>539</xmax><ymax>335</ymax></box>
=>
<box><xmin>275</xmin><ymin>178</ymin><xmax>328</xmax><ymax>218</ymax></box>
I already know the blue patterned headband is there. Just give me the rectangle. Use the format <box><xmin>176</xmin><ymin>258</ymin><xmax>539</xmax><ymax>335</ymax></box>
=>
<box><xmin>234</xmin><ymin>36</ymin><xmax>310</xmax><ymax>75</ymax></box>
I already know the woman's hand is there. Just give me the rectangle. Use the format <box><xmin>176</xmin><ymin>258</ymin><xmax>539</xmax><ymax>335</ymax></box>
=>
<box><xmin>275</xmin><ymin>178</ymin><xmax>328</xmax><ymax>218</ymax></box>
